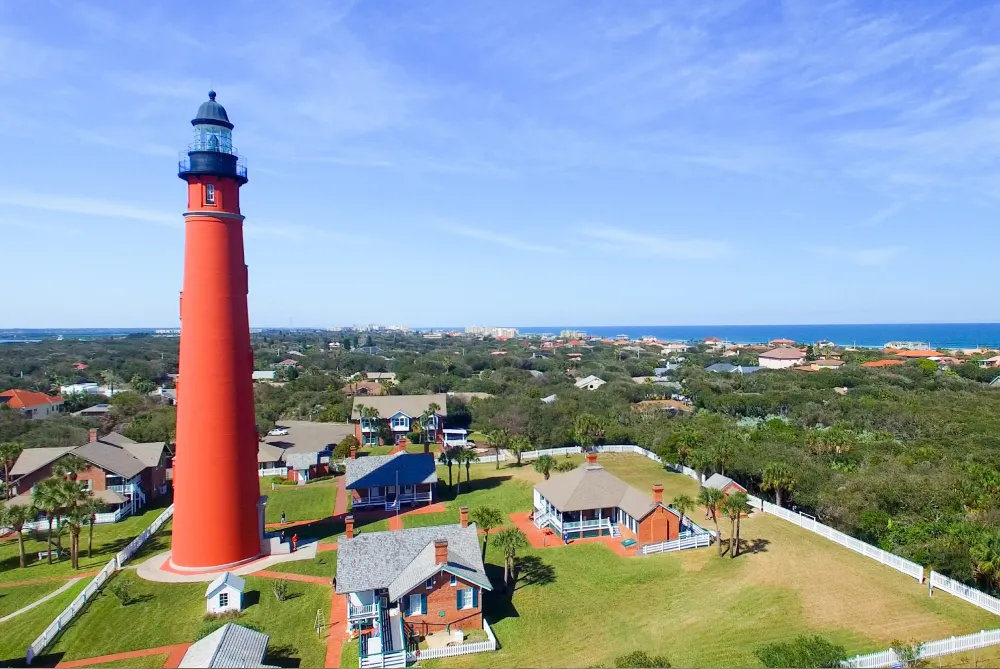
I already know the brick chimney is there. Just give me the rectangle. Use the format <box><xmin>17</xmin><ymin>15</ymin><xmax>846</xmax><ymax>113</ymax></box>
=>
<box><xmin>586</xmin><ymin>452</ymin><xmax>598</xmax><ymax>465</ymax></box>
<box><xmin>349</xmin><ymin>446</ymin><xmax>356</xmax><ymax>460</ymax></box>
<box><xmin>345</xmin><ymin>515</ymin><xmax>354</xmax><ymax>539</ymax></box>
<box><xmin>88</xmin><ymin>428</ymin><xmax>98</xmax><ymax>443</ymax></box>
<box><xmin>434</xmin><ymin>539</ymin><xmax>448</xmax><ymax>565</ymax></box>
<box><xmin>460</xmin><ymin>506</ymin><xmax>469</xmax><ymax>528</ymax></box>
<box><xmin>652</xmin><ymin>483</ymin><xmax>663</xmax><ymax>504</ymax></box>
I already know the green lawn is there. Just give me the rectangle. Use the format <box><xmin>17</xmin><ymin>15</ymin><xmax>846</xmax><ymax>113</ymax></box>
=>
<box><xmin>0</xmin><ymin>501</ymin><xmax>172</xmax><ymax>584</ymax></box>
<box><xmin>92</xmin><ymin>653</ymin><xmax>169</xmax><ymax>668</ymax></box>
<box><xmin>0</xmin><ymin>578</ymin><xmax>87</xmax><ymax>664</ymax></box>
<box><xmin>268</xmin><ymin>552</ymin><xmax>337</xmax><ymax>579</ymax></box>
<box><xmin>260</xmin><ymin>478</ymin><xmax>336</xmax><ymax>523</ymax></box>
<box><xmin>403</xmin><ymin>464</ymin><xmax>536</xmax><ymax>530</ymax></box>
<box><xmin>0</xmin><ymin>580</ymin><xmax>63</xmax><ymax>618</ymax></box>
<box><xmin>50</xmin><ymin>571</ymin><xmax>329</xmax><ymax>668</ymax></box>
<box><xmin>286</xmin><ymin>515</ymin><xmax>389</xmax><ymax>544</ymax></box>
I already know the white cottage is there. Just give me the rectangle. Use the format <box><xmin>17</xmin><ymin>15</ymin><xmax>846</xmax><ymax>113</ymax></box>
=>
<box><xmin>205</xmin><ymin>572</ymin><xmax>245</xmax><ymax>615</ymax></box>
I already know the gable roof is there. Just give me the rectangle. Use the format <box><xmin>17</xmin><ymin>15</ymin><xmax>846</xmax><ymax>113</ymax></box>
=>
<box><xmin>366</xmin><ymin>372</ymin><xmax>397</xmax><ymax>381</ymax></box>
<box><xmin>344</xmin><ymin>453</ymin><xmax>437</xmax><ymax>489</ymax></box>
<box><xmin>574</xmin><ymin>375</ymin><xmax>605</xmax><ymax>388</ymax></box>
<box><xmin>258</xmin><ymin>442</ymin><xmax>286</xmax><ymax>463</ymax></box>
<box><xmin>263</xmin><ymin>421</ymin><xmax>352</xmax><ymax>455</ymax></box>
<box><xmin>178</xmin><ymin>623</ymin><xmax>271</xmax><ymax>669</ymax></box>
<box><xmin>534</xmin><ymin>459</ymin><xmax>670</xmax><ymax>520</ymax></box>
<box><xmin>541</xmin><ymin>394</ymin><xmax>557</xmax><ymax>404</ymax></box>
<box><xmin>760</xmin><ymin>347</ymin><xmax>806</xmax><ymax>360</ymax></box>
<box><xmin>861</xmin><ymin>359</ymin><xmax>905</xmax><ymax>368</ymax></box>
<box><xmin>10</xmin><ymin>447</ymin><xmax>74</xmax><ymax>477</ymax></box>
<box><xmin>350</xmin><ymin>394</ymin><xmax>448</xmax><ymax>420</ymax></box>
<box><xmin>120</xmin><ymin>442</ymin><xmax>166</xmax><ymax>468</ymax></box>
<box><xmin>705</xmin><ymin>363</ymin><xmax>737</xmax><ymax>373</ymax></box>
<box><xmin>336</xmin><ymin>524</ymin><xmax>491</xmax><ymax>599</ymax></box>
<box><xmin>704</xmin><ymin>473</ymin><xmax>746</xmax><ymax>492</ymax></box>
<box><xmin>206</xmin><ymin>572</ymin><xmax>246</xmax><ymax>598</ymax></box>
<box><xmin>73</xmin><ymin>441</ymin><xmax>146</xmax><ymax>478</ymax></box>
<box><xmin>98</xmin><ymin>432</ymin><xmax>136</xmax><ymax>446</ymax></box>
<box><xmin>0</xmin><ymin>389</ymin><xmax>63</xmax><ymax>409</ymax></box>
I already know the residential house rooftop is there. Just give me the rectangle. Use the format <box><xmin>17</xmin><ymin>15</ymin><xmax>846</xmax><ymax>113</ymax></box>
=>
<box><xmin>0</xmin><ymin>389</ymin><xmax>63</xmax><ymax>409</ymax></box>
<box><xmin>350</xmin><ymin>394</ymin><xmax>448</xmax><ymax>420</ymax></box>
<box><xmin>344</xmin><ymin>452</ymin><xmax>437</xmax><ymax>489</ymax></box>
<box><xmin>759</xmin><ymin>347</ymin><xmax>806</xmax><ymax>360</ymax></box>
<box><xmin>178</xmin><ymin>623</ymin><xmax>274</xmax><ymax>669</ymax></box>
<box><xmin>534</xmin><ymin>457</ymin><xmax>671</xmax><ymax>520</ymax></box>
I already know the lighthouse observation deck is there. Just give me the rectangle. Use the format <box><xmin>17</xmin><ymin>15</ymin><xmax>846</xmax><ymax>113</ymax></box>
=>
<box><xmin>178</xmin><ymin>142</ymin><xmax>248</xmax><ymax>182</ymax></box>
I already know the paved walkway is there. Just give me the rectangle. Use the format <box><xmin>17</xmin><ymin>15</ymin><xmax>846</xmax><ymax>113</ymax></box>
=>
<box><xmin>55</xmin><ymin>643</ymin><xmax>191</xmax><ymax>668</ymax></box>
<box><xmin>0</xmin><ymin>570</ymin><xmax>99</xmax><ymax>589</ymax></box>
<box><xmin>318</xmin><ymin>542</ymin><xmax>338</xmax><ymax>553</ymax></box>
<box><xmin>0</xmin><ymin>577</ymin><xmax>83</xmax><ymax>623</ymax></box>
<box><xmin>388</xmin><ymin>515</ymin><xmax>403</xmax><ymax>531</ymax></box>
<box><xmin>324</xmin><ymin>590</ymin><xmax>348</xmax><ymax>668</ymax></box>
<box><xmin>255</xmin><ymin>569</ymin><xmax>332</xmax><ymax>586</ymax></box>
<box><xmin>507</xmin><ymin>512</ymin><xmax>642</xmax><ymax>556</ymax></box>
<box><xmin>136</xmin><ymin>543</ymin><xmax>319</xmax><ymax>583</ymax></box>
<box><xmin>334</xmin><ymin>476</ymin><xmax>348</xmax><ymax>517</ymax></box>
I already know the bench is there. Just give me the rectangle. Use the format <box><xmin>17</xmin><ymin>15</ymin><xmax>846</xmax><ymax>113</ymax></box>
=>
<box><xmin>620</xmin><ymin>539</ymin><xmax>637</xmax><ymax>548</ymax></box>
<box><xmin>37</xmin><ymin>549</ymin><xmax>67</xmax><ymax>560</ymax></box>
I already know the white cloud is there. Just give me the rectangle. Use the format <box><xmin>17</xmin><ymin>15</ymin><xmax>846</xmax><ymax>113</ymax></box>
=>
<box><xmin>438</xmin><ymin>222</ymin><xmax>562</xmax><ymax>254</ymax></box>
<box><xmin>0</xmin><ymin>191</ymin><xmax>178</xmax><ymax>227</ymax></box>
<box><xmin>579</xmin><ymin>225</ymin><xmax>728</xmax><ymax>261</ymax></box>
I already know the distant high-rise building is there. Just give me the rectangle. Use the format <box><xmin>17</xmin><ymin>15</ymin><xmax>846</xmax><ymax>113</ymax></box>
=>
<box><xmin>465</xmin><ymin>326</ymin><xmax>518</xmax><ymax>338</ymax></box>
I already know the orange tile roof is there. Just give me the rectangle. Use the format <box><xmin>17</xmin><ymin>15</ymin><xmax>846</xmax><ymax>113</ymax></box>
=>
<box><xmin>0</xmin><ymin>389</ymin><xmax>63</xmax><ymax>408</ymax></box>
<box><xmin>861</xmin><ymin>359</ymin><xmax>905</xmax><ymax>368</ymax></box>
<box><xmin>889</xmin><ymin>349</ymin><xmax>942</xmax><ymax>358</ymax></box>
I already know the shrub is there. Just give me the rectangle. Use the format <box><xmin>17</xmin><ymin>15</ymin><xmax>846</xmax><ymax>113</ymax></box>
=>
<box><xmin>273</xmin><ymin>579</ymin><xmax>289</xmax><ymax>602</ymax></box>
<box><xmin>756</xmin><ymin>635</ymin><xmax>847</xmax><ymax>668</ymax></box>
<box><xmin>614</xmin><ymin>651</ymin><xmax>670</xmax><ymax>668</ymax></box>
<box><xmin>108</xmin><ymin>580</ymin><xmax>133</xmax><ymax>607</ymax></box>
<box><xmin>334</xmin><ymin>435</ymin><xmax>359</xmax><ymax>459</ymax></box>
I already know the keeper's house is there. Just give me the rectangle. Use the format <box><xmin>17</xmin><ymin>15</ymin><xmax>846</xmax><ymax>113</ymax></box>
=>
<box><xmin>344</xmin><ymin>451</ymin><xmax>438</xmax><ymax>511</ymax></box>
<box><xmin>336</xmin><ymin>509</ymin><xmax>491</xmax><ymax>667</ymax></box>
<box><xmin>533</xmin><ymin>452</ymin><xmax>700</xmax><ymax>544</ymax></box>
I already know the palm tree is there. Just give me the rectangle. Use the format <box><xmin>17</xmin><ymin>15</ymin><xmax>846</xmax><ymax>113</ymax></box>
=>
<box><xmin>0</xmin><ymin>441</ymin><xmax>24</xmax><ymax>497</ymax></box>
<box><xmin>713</xmin><ymin>442</ymin><xmax>734</xmax><ymax>477</ymax></box>
<box><xmin>33</xmin><ymin>478</ymin><xmax>66</xmax><ymax>564</ymax></box>
<box><xmin>573</xmin><ymin>413</ymin><xmax>605</xmax><ymax>447</ymax></box>
<box><xmin>422</xmin><ymin>403</ymin><xmax>442</xmax><ymax>443</ymax></box>
<box><xmin>487</xmin><ymin>429</ymin><xmax>507</xmax><ymax>470</ymax></box>
<box><xmin>761</xmin><ymin>462</ymin><xmax>796</xmax><ymax>508</ymax></box>
<box><xmin>100</xmin><ymin>369</ymin><xmax>124</xmax><ymax>395</ymax></box>
<box><xmin>471</xmin><ymin>505</ymin><xmax>504</xmax><ymax>560</ymax></box>
<box><xmin>672</xmin><ymin>494</ymin><xmax>695</xmax><ymax>535</ymax></box>
<box><xmin>358</xmin><ymin>405</ymin><xmax>381</xmax><ymax>447</ymax></box>
<box><xmin>438</xmin><ymin>447</ymin><xmax>458</xmax><ymax>494</ymax></box>
<box><xmin>0</xmin><ymin>502</ymin><xmax>35</xmax><ymax>568</ymax></box>
<box><xmin>493</xmin><ymin>527</ymin><xmax>529</xmax><ymax>592</ymax></box>
<box><xmin>82</xmin><ymin>497</ymin><xmax>103</xmax><ymax>559</ymax></box>
<box><xmin>378</xmin><ymin>378</ymin><xmax>396</xmax><ymax>395</ymax></box>
<box><xmin>533</xmin><ymin>455</ymin><xmax>555</xmax><ymax>480</ymax></box>
<box><xmin>63</xmin><ymin>482</ymin><xmax>94</xmax><ymax>570</ymax></box>
<box><xmin>698</xmin><ymin>487</ymin><xmax>726</xmax><ymax>556</ymax></box>
<box><xmin>972</xmin><ymin>533</ymin><xmax>1000</xmax><ymax>589</ymax></box>
<box><xmin>53</xmin><ymin>455</ymin><xmax>88</xmax><ymax>482</ymax></box>
<box><xmin>458</xmin><ymin>448</ymin><xmax>476</xmax><ymax>491</ymax></box>
<box><xmin>722</xmin><ymin>492</ymin><xmax>749</xmax><ymax>559</ymax></box>
<box><xmin>509</xmin><ymin>435</ymin><xmax>530</xmax><ymax>467</ymax></box>
<box><xmin>688</xmin><ymin>450</ymin><xmax>712</xmax><ymax>488</ymax></box>
<box><xmin>554</xmin><ymin>461</ymin><xmax>576</xmax><ymax>473</ymax></box>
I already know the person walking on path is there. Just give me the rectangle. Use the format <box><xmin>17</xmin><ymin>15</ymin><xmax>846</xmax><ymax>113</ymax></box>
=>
<box><xmin>291</xmin><ymin>533</ymin><xmax>298</xmax><ymax>553</ymax></box>
<box><xmin>280</xmin><ymin>512</ymin><xmax>286</xmax><ymax>524</ymax></box>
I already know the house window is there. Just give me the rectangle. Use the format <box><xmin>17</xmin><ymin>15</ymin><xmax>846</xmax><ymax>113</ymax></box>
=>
<box><xmin>218</xmin><ymin>592</ymin><xmax>229</xmax><ymax>608</ymax></box>
<box><xmin>363</xmin><ymin>433</ymin><xmax>378</xmax><ymax>446</ymax></box>
<box><xmin>83</xmin><ymin>479</ymin><xmax>93</xmax><ymax>491</ymax></box>
<box><xmin>425</xmin><ymin>577</ymin><xmax>434</xmax><ymax>589</ymax></box>
<box><xmin>205</xmin><ymin>183</ymin><xmax>215</xmax><ymax>205</ymax></box>
<box><xmin>392</xmin><ymin>416</ymin><xmax>409</xmax><ymax>430</ymax></box>
<box><xmin>450</xmin><ymin>575</ymin><xmax>457</xmax><ymax>586</ymax></box>
<box><xmin>458</xmin><ymin>588</ymin><xmax>475</xmax><ymax>610</ymax></box>
<box><xmin>407</xmin><ymin>593</ymin><xmax>425</xmax><ymax>615</ymax></box>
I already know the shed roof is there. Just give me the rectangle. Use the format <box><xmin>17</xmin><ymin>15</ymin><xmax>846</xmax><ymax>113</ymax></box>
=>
<box><xmin>178</xmin><ymin>623</ymin><xmax>272</xmax><ymax>668</ymax></box>
<box><xmin>704</xmin><ymin>473</ymin><xmax>746</xmax><ymax>492</ymax></box>
<box><xmin>10</xmin><ymin>447</ymin><xmax>74</xmax><ymax>477</ymax></box>
<box><xmin>336</xmin><ymin>524</ymin><xmax>490</xmax><ymax>599</ymax></box>
<box><xmin>206</xmin><ymin>572</ymin><xmax>246</xmax><ymax>598</ymax></box>
<box><xmin>350</xmin><ymin>394</ymin><xmax>448</xmax><ymax>420</ymax></box>
<box><xmin>344</xmin><ymin>453</ymin><xmax>437</xmax><ymax>489</ymax></box>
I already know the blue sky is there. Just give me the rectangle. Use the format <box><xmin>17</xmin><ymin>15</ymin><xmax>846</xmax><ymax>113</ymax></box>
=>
<box><xmin>2</xmin><ymin>0</ymin><xmax>999</xmax><ymax>328</ymax></box>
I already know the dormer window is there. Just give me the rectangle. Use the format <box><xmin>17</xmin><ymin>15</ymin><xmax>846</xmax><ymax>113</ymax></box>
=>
<box><xmin>205</xmin><ymin>184</ymin><xmax>216</xmax><ymax>205</ymax></box>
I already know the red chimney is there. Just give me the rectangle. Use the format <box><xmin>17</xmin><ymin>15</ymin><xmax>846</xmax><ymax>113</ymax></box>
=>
<box><xmin>88</xmin><ymin>428</ymin><xmax>98</xmax><ymax>443</ymax></box>
<box><xmin>345</xmin><ymin>515</ymin><xmax>354</xmax><ymax>539</ymax></box>
<box><xmin>460</xmin><ymin>506</ymin><xmax>469</xmax><ymax>528</ymax></box>
<box><xmin>434</xmin><ymin>539</ymin><xmax>448</xmax><ymax>565</ymax></box>
<box><xmin>652</xmin><ymin>483</ymin><xmax>663</xmax><ymax>504</ymax></box>
<box><xmin>586</xmin><ymin>452</ymin><xmax>598</xmax><ymax>465</ymax></box>
<box><xmin>350</xmin><ymin>446</ymin><xmax>356</xmax><ymax>460</ymax></box>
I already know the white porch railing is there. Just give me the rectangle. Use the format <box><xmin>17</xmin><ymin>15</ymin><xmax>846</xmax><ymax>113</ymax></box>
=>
<box><xmin>563</xmin><ymin>518</ymin><xmax>612</xmax><ymax>532</ymax></box>
<box><xmin>641</xmin><ymin>533</ymin><xmax>712</xmax><ymax>555</ymax></box>
<box><xmin>258</xmin><ymin>467</ymin><xmax>288</xmax><ymax>477</ymax></box>
<box><xmin>406</xmin><ymin>619</ymin><xmax>498</xmax><ymax>663</ymax></box>
<box><xmin>349</xmin><ymin>603</ymin><xmax>379</xmax><ymax>620</ymax></box>
<box><xmin>353</xmin><ymin>491</ymin><xmax>433</xmax><ymax>508</ymax></box>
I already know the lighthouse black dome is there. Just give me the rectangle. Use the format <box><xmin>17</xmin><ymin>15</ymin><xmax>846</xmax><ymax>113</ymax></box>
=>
<box><xmin>192</xmin><ymin>90</ymin><xmax>233</xmax><ymax>129</ymax></box>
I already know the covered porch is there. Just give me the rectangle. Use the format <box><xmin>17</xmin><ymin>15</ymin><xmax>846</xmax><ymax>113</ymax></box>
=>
<box><xmin>349</xmin><ymin>596</ymin><xmax>407</xmax><ymax>669</ymax></box>
<box><xmin>351</xmin><ymin>482</ymin><xmax>435</xmax><ymax>510</ymax></box>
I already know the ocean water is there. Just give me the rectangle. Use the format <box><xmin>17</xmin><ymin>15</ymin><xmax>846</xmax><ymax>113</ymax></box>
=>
<box><xmin>3</xmin><ymin>324</ymin><xmax>1000</xmax><ymax>349</ymax></box>
<box><xmin>515</xmin><ymin>324</ymin><xmax>1000</xmax><ymax>349</ymax></box>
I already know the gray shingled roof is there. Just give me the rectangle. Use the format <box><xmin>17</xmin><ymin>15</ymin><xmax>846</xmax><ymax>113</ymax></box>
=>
<box><xmin>760</xmin><ymin>347</ymin><xmax>806</xmax><ymax>360</ymax></box>
<box><xmin>350</xmin><ymin>394</ymin><xmax>448</xmax><ymax>420</ymax></box>
<box><xmin>704</xmin><ymin>473</ymin><xmax>746</xmax><ymax>492</ymax></box>
<box><xmin>336</xmin><ymin>524</ymin><xmax>491</xmax><ymax>599</ymax></box>
<box><xmin>98</xmin><ymin>432</ymin><xmax>136</xmax><ymax>446</ymax></box>
<box><xmin>120</xmin><ymin>442</ymin><xmax>165</xmax><ymax>468</ymax></box>
<box><xmin>263</xmin><ymin>421</ymin><xmax>352</xmax><ymax>455</ymax></box>
<box><xmin>74</xmin><ymin>441</ymin><xmax>145</xmax><ymax>478</ymax></box>
<box><xmin>10</xmin><ymin>447</ymin><xmax>73</xmax><ymax>477</ymax></box>
<box><xmin>206</xmin><ymin>572</ymin><xmax>246</xmax><ymax>598</ymax></box>
<box><xmin>705</xmin><ymin>363</ymin><xmax>738</xmax><ymax>373</ymax></box>
<box><xmin>535</xmin><ymin>460</ymin><xmax>672</xmax><ymax>520</ymax></box>
<box><xmin>179</xmin><ymin>623</ymin><xmax>273</xmax><ymax>668</ymax></box>
<box><xmin>257</xmin><ymin>443</ymin><xmax>286</xmax><ymax>464</ymax></box>
<box><xmin>344</xmin><ymin>453</ymin><xmax>437</xmax><ymax>489</ymax></box>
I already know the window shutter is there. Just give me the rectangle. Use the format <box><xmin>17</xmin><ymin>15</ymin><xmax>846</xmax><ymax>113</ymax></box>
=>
<box><xmin>456</xmin><ymin>589</ymin><xmax>462</xmax><ymax>609</ymax></box>
<box><xmin>472</xmin><ymin>588</ymin><xmax>478</xmax><ymax>608</ymax></box>
<box><xmin>421</xmin><ymin>594</ymin><xmax>427</xmax><ymax>614</ymax></box>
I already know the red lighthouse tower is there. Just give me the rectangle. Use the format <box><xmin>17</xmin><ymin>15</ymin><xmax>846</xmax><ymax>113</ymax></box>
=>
<box><xmin>171</xmin><ymin>92</ymin><xmax>262</xmax><ymax>571</ymax></box>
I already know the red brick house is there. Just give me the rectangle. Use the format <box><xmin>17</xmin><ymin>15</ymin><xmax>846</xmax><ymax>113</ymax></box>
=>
<box><xmin>336</xmin><ymin>508</ymin><xmax>491</xmax><ymax>667</ymax></box>
<box><xmin>533</xmin><ymin>452</ymin><xmax>707</xmax><ymax>545</ymax></box>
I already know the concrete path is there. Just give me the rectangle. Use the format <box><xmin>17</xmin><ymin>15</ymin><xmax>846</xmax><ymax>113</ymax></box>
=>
<box><xmin>55</xmin><ymin>642</ymin><xmax>191</xmax><ymax>668</ymax></box>
<box><xmin>0</xmin><ymin>577</ymin><xmax>83</xmax><ymax>623</ymax></box>
<box><xmin>324</xmin><ymin>590</ymin><xmax>348</xmax><ymax>668</ymax></box>
<box><xmin>255</xmin><ymin>570</ymin><xmax>331</xmax><ymax>586</ymax></box>
<box><xmin>136</xmin><ymin>542</ymin><xmax>319</xmax><ymax>583</ymax></box>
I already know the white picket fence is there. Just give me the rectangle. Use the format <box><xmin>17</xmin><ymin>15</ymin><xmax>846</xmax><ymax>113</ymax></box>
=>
<box><xmin>842</xmin><ymin>629</ymin><xmax>1000</xmax><ymax>668</ymax></box>
<box><xmin>25</xmin><ymin>504</ymin><xmax>174</xmax><ymax>664</ymax></box>
<box><xmin>520</xmin><ymin>446</ymin><xmax>583</xmax><ymax>459</ymax></box>
<box><xmin>930</xmin><ymin>571</ymin><xmax>1000</xmax><ymax>616</ymax></box>
<box><xmin>406</xmin><ymin>619</ymin><xmax>498</xmax><ymax>663</ymax></box>
<box><xmin>640</xmin><ymin>533</ymin><xmax>712</xmax><ymax>555</ymax></box>
<box><xmin>745</xmin><ymin>494</ymin><xmax>924</xmax><ymax>582</ymax></box>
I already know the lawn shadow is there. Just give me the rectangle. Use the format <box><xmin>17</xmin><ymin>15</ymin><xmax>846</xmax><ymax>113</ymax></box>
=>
<box><xmin>483</xmin><ymin>563</ymin><xmax>520</xmax><ymax>624</ymax></box>
<box><xmin>513</xmin><ymin>555</ymin><xmax>555</xmax><ymax>591</ymax></box>
<box><xmin>265</xmin><ymin>644</ymin><xmax>302</xmax><ymax>668</ymax></box>
<box><xmin>744</xmin><ymin>538</ymin><xmax>770</xmax><ymax>555</ymax></box>
<box><xmin>437</xmin><ymin>475</ymin><xmax>511</xmax><ymax>502</ymax></box>
<box><xmin>244</xmin><ymin>590</ymin><xmax>262</xmax><ymax>608</ymax></box>
<box><xmin>21</xmin><ymin>651</ymin><xmax>64</xmax><ymax>667</ymax></box>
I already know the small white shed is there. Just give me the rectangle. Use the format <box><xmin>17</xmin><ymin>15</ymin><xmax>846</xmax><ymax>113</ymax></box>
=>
<box><xmin>205</xmin><ymin>572</ymin><xmax>245</xmax><ymax>615</ymax></box>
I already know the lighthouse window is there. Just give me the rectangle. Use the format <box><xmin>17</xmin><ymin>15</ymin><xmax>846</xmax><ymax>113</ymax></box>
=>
<box><xmin>205</xmin><ymin>184</ymin><xmax>216</xmax><ymax>205</ymax></box>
